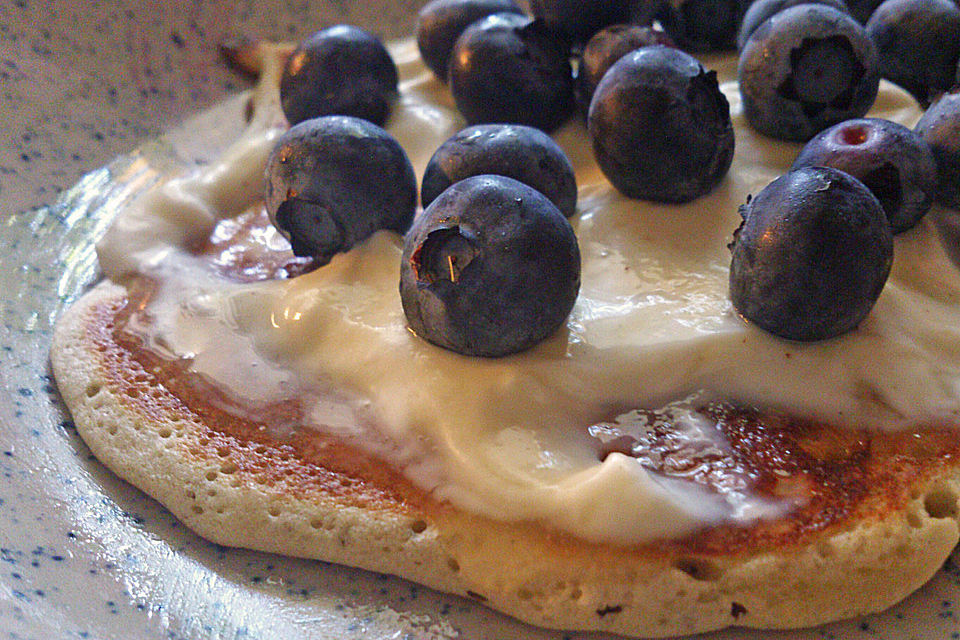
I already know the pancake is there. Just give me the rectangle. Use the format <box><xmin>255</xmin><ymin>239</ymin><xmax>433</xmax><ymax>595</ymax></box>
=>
<box><xmin>50</xmin><ymin>39</ymin><xmax>960</xmax><ymax>638</ymax></box>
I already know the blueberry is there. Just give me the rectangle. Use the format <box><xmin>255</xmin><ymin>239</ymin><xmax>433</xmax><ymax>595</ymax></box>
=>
<box><xmin>865</xmin><ymin>0</ymin><xmax>960</xmax><ymax>107</ymax></box>
<box><xmin>280</xmin><ymin>25</ymin><xmax>398</xmax><ymax>127</ymax></box>
<box><xmin>729</xmin><ymin>166</ymin><xmax>893</xmax><ymax>341</ymax></box>
<box><xmin>739</xmin><ymin>4</ymin><xmax>880</xmax><ymax>142</ymax></box>
<box><xmin>449</xmin><ymin>13</ymin><xmax>574</xmax><ymax>132</ymax></box>
<box><xmin>415</xmin><ymin>0</ymin><xmax>524</xmax><ymax>82</ymax></box>
<box><xmin>915</xmin><ymin>89</ymin><xmax>960</xmax><ymax>210</ymax></box>
<box><xmin>528</xmin><ymin>0</ymin><xmax>656</xmax><ymax>44</ymax></box>
<box><xmin>656</xmin><ymin>0</ymin><xmax>751</xmax><ymax>52</ymax></box>
<box><xmin>421</xmin><ymin>124</ymin><xmax>578</xmax><ymax>217</ymax></box>
<box><xmin>588</xmin><ymin>46</ymin><xmax>734</xmax><ymax>203</ymax></box>
<box><xmin>264</xmin><ymin>116</ymin><xmax>417</xmax><ymax>264</ymax></box>
<box><xmin>737</xmin><ymin>0</ymin><xmax>851</xmax><ymax>50</ymax></box>
<box><xmin>847</xmin><ymin>0</ymin><xmax>884</xmax><ymax>23</ymax></box>
<box><xmin>791</xmin><ymin>118</ymin><xmax>937</xmax><ymax>233</ymax></box>
<box><xmin>576</xmin><ymin>24</ymin><xmax>675</xmax><ymax>115</ymax></box>
<box><xmin>400</xmin><ymin>175</ymin><xmax>580</xmax><ymax>357</ymax></box>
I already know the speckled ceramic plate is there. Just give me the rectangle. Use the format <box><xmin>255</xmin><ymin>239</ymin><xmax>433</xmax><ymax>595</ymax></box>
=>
<box><xmin>3</xmin><ymin>2</ymin><xmax>960</xmax><ymax>639</ymax></box>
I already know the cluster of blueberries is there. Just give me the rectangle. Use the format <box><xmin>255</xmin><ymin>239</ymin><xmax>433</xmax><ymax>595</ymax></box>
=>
<box><xmin>263</xmin><ymin>0</ymin><xmax>960</xmax><ymax>355</ymax></box>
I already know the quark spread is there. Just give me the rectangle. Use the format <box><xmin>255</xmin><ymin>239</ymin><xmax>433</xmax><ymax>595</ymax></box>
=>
<box><xmin>96</xmin><ymin>41</ymin><xmax>960</xmax><ymax>544</ymax></box>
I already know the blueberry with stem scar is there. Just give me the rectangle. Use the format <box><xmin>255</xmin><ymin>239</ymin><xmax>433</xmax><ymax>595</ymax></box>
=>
<box><xmin>738</xmin><ymin>4</ymin><xmax>880</xmax><ymax>142</ymax></box>
<box><xmin>589</xmin><ymin>46</ymin><xmax>734</xmax><ymax>203</ymax></box>
<box><xmin>401</xmin><ymin>175</ymin><xmax>580</xmax><ymax>357</ymax></box>
<box><xmin>265</xmin><ymin>116</ymin><xmax>417</xmax><ymax>265</ymax></box>
<box><xmin>792</xmin><ymin>118</ymin><xmax>937</xmax><ymax>233</ymax></box>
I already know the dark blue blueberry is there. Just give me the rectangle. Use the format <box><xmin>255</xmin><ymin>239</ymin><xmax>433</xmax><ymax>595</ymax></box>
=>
<box><xmin>528</xmin><ymin>0</ymin><xmax>657</xmax><ymax>44</ymax></box>
<box><xmin>421</xmin><ymin>124</ymin><xmax>577</xmax><ymax>217</ymax></box>
<box><xmin>264</xmin><ymin>116</ymin><xmax>417</xmax><ymax>264</ymax></box>
<box><xmin>588</xmin><ymin>46</ymin><xmax>734</xmax><ymax>202</ymax></box>
<box><xmin>656</xmin><ymin>0</ymin><xmax>751</xmax><ymax>52</ymax></box>
<box><xmin>847</xmin><ymin>0</ymin><xmax>885</xmax><ymax>23</ymax></box>
<box><xmin>449</xmin><ymin>13</ymin><xmax>574</xmax><ymax>132</ymax></box>
<box><xmin>415</xmin><ymin>0</ymin><xmax>523</xmax><ymax>82</ymax></box>
<box><xmin>739</xmin><ymin>4</ymin><xmax>880</xmax><ymax>141</ymax></box>
<box><xmin>792</xmin><ymin>118</ymin><xmax>937</xmax><ymax>233</ymax></box>
<box><xmin>729</xmin><ymin>166</ymin><xmax>893</xmax><ymax>341</ymax></box>
<box><xmin>865</xmin><ymin>0</ymin><xmax>960</xmax><ymax>107</ymax></box>
<box><xmin>400</xmin><ymin>175</ymin><xmax>580</xmax><ymax>357</ymax></box>
<box><xmin>576</xmin><ymin>24</ymin><xmax>675</xmax><ymax>115</ymax></box>
<box><xmin>915</xmin><ymin>89</ymin><xmax>960</xmax><ymax>210</ymax></box>
<box><xmin>280</xmin><ymin>25</ymin><xmax>398</xmax><ymax>127</ymax></box>
<box><xmin>738</xmin><ymin>0</ymin><xmax>851</xmax><ymax>50</ymax></box>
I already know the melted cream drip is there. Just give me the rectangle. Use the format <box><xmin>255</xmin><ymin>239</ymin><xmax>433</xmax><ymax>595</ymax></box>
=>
<box><xmin>96</xmin><ymin>41</ymin><xmax>960</xmax><ymax>544</ymax></box>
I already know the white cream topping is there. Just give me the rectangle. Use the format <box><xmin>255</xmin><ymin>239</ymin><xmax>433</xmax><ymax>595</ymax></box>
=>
<box><xmin>96</xmin><ymin>41</ymin><xmax>960</xmax><ymax>544</ymax></box>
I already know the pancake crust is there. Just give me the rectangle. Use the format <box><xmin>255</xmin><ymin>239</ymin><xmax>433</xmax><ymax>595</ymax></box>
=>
<box><xmin>52</xmin><ymin>277</ymin><xmax>960</xmax><ymax>638</ymax></box>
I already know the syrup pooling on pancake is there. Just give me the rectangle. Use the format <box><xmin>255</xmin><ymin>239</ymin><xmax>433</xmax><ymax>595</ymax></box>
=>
<box><xmin>97</xmin><ymin>41</ymin><xmax>960</xmax><ymax>544</ymax></box>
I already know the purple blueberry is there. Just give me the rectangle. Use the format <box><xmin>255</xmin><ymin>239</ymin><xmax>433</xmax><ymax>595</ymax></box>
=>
<box><xmin>415</xmin><ymin>0</ymin><xmax>523</xmax><ymax>82</ymax></box>
<box><xmin>729</xmin><ymin>166</ymin><xmax>893</xmax><ymax>341</ymax></box>
<box><xmin>915</xmin><ymin>89</ymin><xmax>960</xmax><ymax>210</ymax></box>
<box><xmin>865</xmin><ymin>0</ymin><xmax>960</xmax><ymax>107</ymax></box>
<box><xmin>588</xmin><ymin>46</ymin><xmax>734</xmax><ymax>203</ymax></box>
<box><xmin>576</xmin><ymin>24</ymin><xmax>675</xmax><ymax>115</ymax></box>
<box><xmin>656</xmin><ymin>0</ymin><xmax>751</xmax><ymax>52</ymax></box>
<box><xmin>791</xmin><ymin>118</ymin><xmax>938</xmax><ymax>233</ymax></box>
<box><xmin>421</xmin><ymin>124</ymin><xmax>578</xmax><ymax>217</ymax></box>
<box><xmin>737</xmin><ymin>0</ymin><xmax>851</xmax><ymax>50</ymax></box>
<box><xmin>400</xmin><ymin>175</ymin><xmax>581</xmax><ymax>357</ymax></box>
<box><xmin>738</xmin><ymin>4</ymin><xmax>880</xmax><ymax>142</ymax></box>
<box><xmin>448</xmin><ymin>13</ymin><xmax>574</xmax><ymax>132</ymax></box>
<box><xmin>264</xmin><ymin>116</ymin><xmax>416</xmax><ymax>264</ymax></box>
<box><xmin>528</xmin><ymin>0</ymin><xmax>657</xmax><ymax>44</ymax></box>
<box><xmin>280</xmin><ymin>25</ymin><xmax>398</xmax><ymax>127</ymax></box>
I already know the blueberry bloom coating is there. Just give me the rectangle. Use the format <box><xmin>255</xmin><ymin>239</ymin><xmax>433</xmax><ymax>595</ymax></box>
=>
<box><xmin>915</xmin><ymin>89</ymin><xmax>960</xmax><ymax>210</ymax></box>
<box><xmin>588</xmin><ymin>46</ymin><xmax>734</xmax><ymax>203</ymax></box>
<box><xmin>280</xmin><ymin>25</ymin><xmax>398</xmax><ymax>127</ymax></box>
<box><xmin>421</xmin><ymin>124</ymin><xmax>578</xmax><ymax>217</ymax></box>
<box><xmin>449</xmin><ymin>13</ymin><xmax>574</xmax><ymax>132</ymax></box>
<box><xmin>657</xmin><ymin>0</ymin><xmax>751</xmax><ymax>52</ymax></box>
<box><xmin>792</xmin><ymin>118</ymin><xmax>938</xmax><ymax>233</ymax></box>
<box><xmin>528</xmin><ymin>0</ymin><xmax>651</xmax><ymax>44</ymax></box>
<box><xmin>400</xmin><ymin>175</ymin><xmax>581</xmax><ymax>357</ymax></box>
<box><xmin>576</xmin><ymin>24</ymin><xmax>675</xmax><ymax>115</ymax></box>
<box><xmin>737</xmin><ymin>0</ymin><xmax>851</xmax><ymax>51</ymax></box>
<box><xmin>729</xmin><ymin>167</ymin><xmax>893</xmax><ymax>342</ymax></box>
<box><xmin>739</xmin><ymin>4</ymin><xmax>880</xmax><ymax>142</ymax></box>
<box><xmin>415</xmin><ymin>0</ymin><xmax>523</xmax><ymax>82</ymax></box>
<box><xmin>264</xmin><ymin>116</ymin><xmax>417</xmax><ymax>264</ymax></box>
<box><xmin>865</xmin><ymin>0</ymin><xmax>960</xmax><ymax>107</ymax></box>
